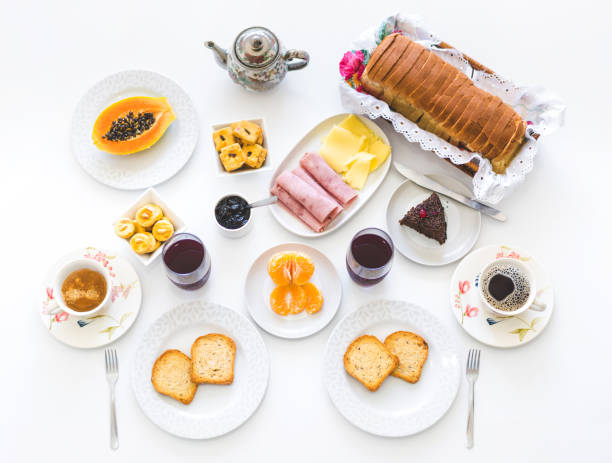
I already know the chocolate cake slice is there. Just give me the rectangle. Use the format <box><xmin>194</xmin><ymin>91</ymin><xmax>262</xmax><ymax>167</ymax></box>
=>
<box><xmin>399</xmin><ymin>192</ymin><xmax>447</xmax><ymax>244</ymax></box>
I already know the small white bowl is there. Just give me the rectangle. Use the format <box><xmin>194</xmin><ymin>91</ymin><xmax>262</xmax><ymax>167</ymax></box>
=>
<box><xmin>114</xmin><ymin>187</ymin><xmax>187</xmax><ymax>266</ymax></box>
<box><xmin>211</xmin><ymin>117</ymin><xmax>272</xmax><ymax>177</ymax></box>
<box><xmin>214</xmin><ymin>193</ymin><xmax>253</xmax><ymax>238</ymax></box>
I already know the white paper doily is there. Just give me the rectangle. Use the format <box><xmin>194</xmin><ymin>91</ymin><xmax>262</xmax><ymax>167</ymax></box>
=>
<box><xmin>340</xmin><ymin>14</ymin><xmax>565</xmax><ymax>204</ymax></box>
<box><xmin>72</xmin><ymin>70</ymin><xmax>199</xmax><ymax>190</ymax></box>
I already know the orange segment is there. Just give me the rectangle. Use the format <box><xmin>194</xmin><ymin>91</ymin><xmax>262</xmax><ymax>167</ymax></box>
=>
<box><xmin>270</xmin><ymin>284</ymin><xmax>306</xmax><ymax>316</ymax></box>
<box><xmin>292</xmin><ymin>253</ymin><xmax>315</xmax><ymax>285</ymax></box>
<box><xmin>302</xmin><ymin>282</ymin><xmax>323</xmax><ymax>314</ymax></box>
<box><xmin>267</xmin><ymin>251</ymin><xmax>315</xmax><ymax>286</ymax></box>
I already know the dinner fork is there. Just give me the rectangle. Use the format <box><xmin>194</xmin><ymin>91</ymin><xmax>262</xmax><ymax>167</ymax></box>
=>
<box><xmin>104</xmin><ymin>348</ymin><xmax>119</xmax><ymax>450</ymax></box>
<box><xmin>466</xmin><ymin>348</ymin><xmax>481</xmax><ymax>449</ymax></box>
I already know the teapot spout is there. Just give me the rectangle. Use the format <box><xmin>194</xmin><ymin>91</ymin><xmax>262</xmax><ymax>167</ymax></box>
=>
<box><xmin>205</xmin><ymin>41</ymin><xmax>228</xmax><ymax>68</ymax></box>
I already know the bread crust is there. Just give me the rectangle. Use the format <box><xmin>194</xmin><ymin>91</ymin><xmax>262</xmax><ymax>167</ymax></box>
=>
<box><xmin>383</xmin><ymin>331</ymin><xmax>429</xmax><ymax>384</ymax></box>
<box><xmin>190</xmin><ymin>333</ymin><xmax>236</xmax><ymax>385</ymax></box>
<box><xmin>343</xmin><ymin>335</ymin><xmax>399</xmax><ymax>392</ymax></box>
<box><xmin>151</xmin><ymin>349</ymin><xmax>198</xmax><ymax>405</ymax></box>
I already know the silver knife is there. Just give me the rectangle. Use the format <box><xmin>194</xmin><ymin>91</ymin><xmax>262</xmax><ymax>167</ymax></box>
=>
<box><xmin>393</xmin><ymin>162</ymin><xmax>507</xmax><ymax>222</ymax></box>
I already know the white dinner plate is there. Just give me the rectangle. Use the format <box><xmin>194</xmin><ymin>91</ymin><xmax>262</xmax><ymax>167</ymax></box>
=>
<box><xmin>39</xmin><ymin>247</ymin><xmax>142</xmax><ymax>349</ymax></box>
<box><xmin>72</xmin><ymin>70</ymin><xmax>199</xmax><ymax>190</ymax></box>
<box><xmin>449</xmin><ymin>244</ymin><xmax>554</xmax><ymax>348</ymax></box>
<box><xmin>269</xmin><ymin>113</ymin><xmax>391</xmax><ymax>237</ymax></box>
<box><xmin>131</xmin><ymin>301</ymin><xmax>269</xmax><ymax>439</ymax></box>
<box><xmin>386</xmin><ymin>175</ymin><xmax>481</xmax><ymax>266</ymax></box>
<box><xmin>244</xmin><ymin>243</ymin><xmax>342</xmax><ymax>339</ymax></box>
<box><xmin>323</xmin><ymin>299</ymin><xmax>461</xmax><ymax>437</ymax></box>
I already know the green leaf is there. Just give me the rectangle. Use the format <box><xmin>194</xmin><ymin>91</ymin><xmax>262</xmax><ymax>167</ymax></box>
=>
<box><xmin>530</xmin><ymin>317</ymin><xmax>542</xmax><ymax>329</ymax></box>
<box><xmin>99</xmin><ymin>326</ymin><xmax>115</xmax><ymax>334</ymax></box>
<box><xmin>87</xmin><ymin>314</ymin><xmax>108</xmax><ymax>321</ymax></box>
<box><xmin>119</xmin><ymin>312</ymin><xmax>132</xmax><ymax>325</ymax></box>
<box><xmin>519</xmin><ymin>329</ymin><xmax>528</xmax><ymax>342</ymax></box>
<box><xmin>509</xmin><ymin>328</ymin><xmax>523</xmax><ymax>334</ymax></box>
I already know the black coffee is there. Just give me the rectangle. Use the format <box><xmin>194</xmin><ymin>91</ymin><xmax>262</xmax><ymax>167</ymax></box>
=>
<box><xmin>481</xmin><ymin>263</ymin><xmax>530</xmax><ymax>312</ymax></box>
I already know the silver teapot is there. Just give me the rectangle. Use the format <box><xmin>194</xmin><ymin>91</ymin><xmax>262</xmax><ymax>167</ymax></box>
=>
<box><xmin>206</xmin><ymin>26</ymin><xmax>309</xmax><ymax>91</ymax></box>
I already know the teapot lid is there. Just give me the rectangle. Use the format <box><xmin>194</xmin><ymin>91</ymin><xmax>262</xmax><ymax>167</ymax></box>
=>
<box><xmin>234</xmin><ymin>26</ymin><xmax>279</xmax><ymax>68</ymax></box>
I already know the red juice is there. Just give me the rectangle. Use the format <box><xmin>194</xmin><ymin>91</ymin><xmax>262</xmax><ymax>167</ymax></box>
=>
<box><xmin>346</xmin><ymin>228</ymin><xmax>394</xmax><ymax>286</ymax></box>
<box><xmin>162</xmin><ymin>233</ymin><xmax>211</xmax><ymax>290</ymax></box>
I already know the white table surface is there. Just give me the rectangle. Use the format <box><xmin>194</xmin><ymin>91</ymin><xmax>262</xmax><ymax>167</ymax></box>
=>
<box><xmin>2</xmin><ymin>0</ymin><xmax>611</xmax><ymax>461</ymax></box>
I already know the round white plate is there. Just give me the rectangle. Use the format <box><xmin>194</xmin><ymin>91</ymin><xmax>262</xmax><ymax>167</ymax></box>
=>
<box><xmin>39</xmin><ymin>247</ymin><xmax>142</xmax><ymax>349</ymax></box>
<box><xmin>132</xmin><ymin>301</ymin><xmax>269</xmax><ymax>439</ymax></box>
<box><xmin>245</xmin><ymin>243</ymin><xmax>342</xmax><ymax>339</ymax></box>
<box><xmin>323</xmin><ymin>299</ymin><xmax>461</xmax><ymax>437</ymax></box>
<box><xmin>450</xmin><ymin>244</ymin><xmax>554</xmax><ymax>348</ymax></box>
<box><xmin>269</xmin><ymin>113</ymin><xmax>391</xmax><ymax>237</ymax></box>
<box><xmin>72</xmin><ymin>70</ymin><xmax>199</xmax><ymax>190</ymax></box>
<box><xmin>386</xmin><ymin>175</ymin><xmax>481</xmax><ymax>266</ymax></box>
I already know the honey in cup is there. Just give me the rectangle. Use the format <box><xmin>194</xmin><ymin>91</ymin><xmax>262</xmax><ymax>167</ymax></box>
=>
<box><xmin>61</xmin><ymin>268</ymin><xmax>107</xmax><ymax>312</ymax></box>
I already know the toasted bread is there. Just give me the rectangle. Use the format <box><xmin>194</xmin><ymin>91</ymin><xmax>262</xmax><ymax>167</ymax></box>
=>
<box><xmin>343</xmin><ymin>335</ymin><xmax>399</xmax><ymax>391</ymax></box>
<box><xmin>190</xmin><ymin>334</ymin><xmax>236</xmax><ymax>385</ymax></box>
<box><xmin>151</xmin><ymin>349</ymin><xmax>198</xmax><ymax>405</ymax></box>
<box><xmin>384</xmin><ymin>331</ymin><xmax>429</xmax><ymax>383</ymax></box>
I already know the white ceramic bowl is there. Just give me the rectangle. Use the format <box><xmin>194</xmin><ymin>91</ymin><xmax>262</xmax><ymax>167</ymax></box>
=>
<box><xmin>210</xmin><ymin>118</ymin><xmax>271</xmax><ymax>177</ymax></box>
<box><xmin>214</xmin><ymin>193</ymin><xmax>253</xmax><ymax>238</ymax></box>
<box><xmin>113</xmin><ymin>187</ymin><xmax>187</xmax><ymax>266</ymax></box>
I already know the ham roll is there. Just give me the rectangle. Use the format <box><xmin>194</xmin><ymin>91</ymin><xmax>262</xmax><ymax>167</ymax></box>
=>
<box><xmin>271</xmin><ymin>185</ymin><xmax>332</xmax><ymax>233</ymax></box>
<box><xmin>292</xmin><ymin>167</ymin><xmax>343</xmax><ymax>219</ymax></box>
<box><xmin>300</xmin><ymin>152</ymin><xmax>358</xmax><ymax>206</ymax></box>
<box><xmin>274</xmin><ymin>171</ymin><xmax>340</xmax><ymax>223</ymax></box>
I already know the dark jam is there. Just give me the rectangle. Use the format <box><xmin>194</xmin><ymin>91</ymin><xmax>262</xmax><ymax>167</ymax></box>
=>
<box><xmin>215</xmin><ymin>195</ymin><xmax>251</xmax><ymax>230</ymax></box>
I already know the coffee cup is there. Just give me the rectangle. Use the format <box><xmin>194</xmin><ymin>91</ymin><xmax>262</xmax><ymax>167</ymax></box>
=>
<box><xmin>46</xmin><ymin>258</ymin><xmax>112</xmax><ymax>317</ymax></box>
<box><xmin>479</xmin><ymin>258</ymin><xmax>545</xmax><ymax>317</ymax></box>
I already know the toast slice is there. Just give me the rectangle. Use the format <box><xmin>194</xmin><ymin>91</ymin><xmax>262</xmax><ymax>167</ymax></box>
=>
<box><xmin>343</xmin><ymin>335</ymin><xmax>399</xmax><ymax>391</ymax></box>
<box><xmin>384</xmin><ymin>331</ymin><xmax>429</xmax><ymax>383</ymax></box>
<box><xmin>151</xmin><ymin>349</ymin><xmax>198</xmax><ymax>405</ymax></box>
<box><xmin>190</xmin><ymin>334</ymin><xmax>236</xmax><ymax>385</ymax></box>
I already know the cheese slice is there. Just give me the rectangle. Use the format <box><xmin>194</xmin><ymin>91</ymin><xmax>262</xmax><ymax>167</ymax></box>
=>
<box><xmin>319</xmin><ymin>126</ymin><xmax>367</xmax><ymax>173</ymax></box>
<box><xmin>342</xmin><ymin>152</ymin><xmax>376</xmax><ymax>190</ymax></box>
<box><xmin>338</xmin><ymin>114</ymin><xmax>391</xmax><ymax>170</ymax></box>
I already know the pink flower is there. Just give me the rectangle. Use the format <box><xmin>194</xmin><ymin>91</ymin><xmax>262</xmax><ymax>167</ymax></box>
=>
<box><xmin>55</xmin><ymin>311</ymin><xmax>69</xmax><ymax>323</ymax></box>
<box><xmin>458</xmin><ymin>280</ymin><xmax>470</xmax><ymax>295</ymax></box>
<box><xmin>46</xmin><ymin>287</ymin><xmax>54</xmax><ymax>300</ymax></box>
<box><xmin>465</xmin><ymin>305</ymin><xmax>479</xmax><ymax>318</ymax></box>
<box><xmin>495</xmin><ymin>252</ymin><xmax>504</xmax><ymax>259</ymax></box>
<box><xmin>507</xmin><ymin>251</ymin><xmax>520</xmax><ymax>260</ymax></box>
<box><xmin>339</xmin><ymin>51</ymin><xmax>365</xmax><ymax>79</ymax></box>
<box><xmin>111</xmin><ymin>285</ymin><xmax>122</xmax><ymax>303</ymax></box>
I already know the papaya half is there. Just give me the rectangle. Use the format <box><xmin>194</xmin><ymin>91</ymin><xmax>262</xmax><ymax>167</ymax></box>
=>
<box><xmin>92</xmin><ymin>96</ymin><xmax>176</xmax><ymax>155</ymax></box>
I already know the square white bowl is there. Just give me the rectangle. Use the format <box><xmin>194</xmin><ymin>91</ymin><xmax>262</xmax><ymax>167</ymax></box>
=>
<box><xmin>113</xmin><ymin>187</ymin><xmax>187</xmax><ymax>266</ymax></box>
<box><xmin>211</xmin><ymin>118</ymin><xmax>272</xmax><ymax>177</ymax></box>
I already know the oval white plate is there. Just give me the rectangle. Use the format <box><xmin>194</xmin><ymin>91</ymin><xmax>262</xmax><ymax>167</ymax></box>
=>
<box><xmin>323</xmin><ymin>299</ymin><xmax>461</xmax><ymax>437</ymax></box>
<box><xmin>269</xmin><ymin>114</ymin><xmax>391</xmax><ymax>237</ymax></box>
<box><xmin>39</xmin><ymin>247</ymin><xmax>142</xmax><ymax>349</ymax></box>
<box><xmin>72</xmin><ymin>70</ymin><xmax>199</xmax><ymax>190</ymax></box>
<box><xmin>386</xmin><ymin>175</ymin><xmax>481</xmax><ymax>266</ymax></box>
<box><xmin>245</xmin><ymin>243</ymin><xmax>342</xmax><ymax>339</ymax></box>
<box><xmin>449</xmin><ymin>244</ymin><xmax>554</xmax><ymax>348</ymax></box>
<box><xmin>131</xmin><ymin>301</ymin><xmax>269</xmax><ymax>439</ymax></box>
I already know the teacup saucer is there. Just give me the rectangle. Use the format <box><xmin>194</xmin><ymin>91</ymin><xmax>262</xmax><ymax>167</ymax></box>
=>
<box><xmin>39</xmin><ymin>247</ymin><xmax>142</xmax><ymax>349</ymax></box>
<box><xmin>449</xmin><ymin>244</ymin><xmax>554</xmax><ymax>348</ymax></box>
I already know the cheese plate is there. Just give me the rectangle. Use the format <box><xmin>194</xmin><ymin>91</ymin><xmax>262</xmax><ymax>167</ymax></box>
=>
<box><xmin>269</xmin><ymin>114</ymin><xmax>392</xmax><ymax>238</ymax></box>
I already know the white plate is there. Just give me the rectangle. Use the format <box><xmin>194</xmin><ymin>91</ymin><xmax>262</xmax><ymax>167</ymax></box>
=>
<box><xmin>323</xmin><ymin>299</ymin><xmax>461</xmax><ymax>437</ymax></box>
<box><xmin>244</xmin><ymin>243</ymin><xmax>342</xmax><ymax>339</ymax></box>
<box><xmin>113</xmin><ymin>187</ymin><xmax>187</xmax><ymax>266</ymax></box>
<box><xmin>72</xmin><ymin>70</ymin><xmax>199</xmax><ymax>190</ymax></box>
<box><xmin>386</xmin><ymin>175</ymin><xmax>481</xmax><ymax>266</ymax></box>
<box><xmin>211</xmin><ymin>118</ymin><xmax>272</xmax><ymax>177</ymax></box>
<box><xmin>39</xmin><ymin>247</ymin><xmax>142</xmax><ymax>349</ymax></box>
<box><xmin>269</xmin><ymin>113</ymin><xmax>391</xmax><ymax>237</ymax></box>
<box><xmin>131</xmin><ymin>301</ymin><xmax>269</xmax><ymax>439</ymax></box>
<box><xmin>450</xmin><ymin>244</ymin><xmax>554</xmax><ymax>348</ymax></box>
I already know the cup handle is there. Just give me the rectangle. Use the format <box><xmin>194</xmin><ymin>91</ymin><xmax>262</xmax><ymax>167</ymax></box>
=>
<box><xmin>46</xmin><ymin>299</ymin><xmax>62</xmax><ymax>316</ymax></box>
<box><xmin>528</xmin><ymin>301</ymin><xmax>547</xmax><ymax>312</ymax></box>
<box><xmin>285</xmin><ymin>50</ymin><xmax>309</xmax><ymax>71</ymax></box>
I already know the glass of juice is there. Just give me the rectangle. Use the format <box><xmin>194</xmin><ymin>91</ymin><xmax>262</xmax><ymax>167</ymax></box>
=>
<box><xmin>346</xmin><ymin>228</ymin><xmax>394</xmax><ymax>286</ymax></box>
<box><xmin>162</xmin><ymin>233</ymin><xmax>211</xmax><ymax>290</ymax></box>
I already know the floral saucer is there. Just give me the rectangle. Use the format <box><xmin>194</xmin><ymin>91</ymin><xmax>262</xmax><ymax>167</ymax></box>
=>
<box><xmin>39</xmin><ymin>247</ymin><xmax>142</xmax><ymax>348</ymax></box>
<box><xmin>449</xmin><ymin>245</ymin><xmax>554</xmax><ymax>348</ymax></box>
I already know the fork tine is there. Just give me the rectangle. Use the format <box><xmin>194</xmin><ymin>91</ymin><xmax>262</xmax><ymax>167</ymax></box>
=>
<box><xmin>113</xmin><ymin>349</ymin><xmax>118</xmax><ymax>373</ymax></box>
<box><xmin>104</xmin><ymin>348</ymin><xmax>109</xmax><ymax>372</ymax></box>
<box><xmin>466</xmin><ymin>349</ymin><xmax>473</xmax><ymax>371</ymax></box>
<box><xmin>476</xmin><ymin>350</ymin><xmax>481</xmax><ymax>370</ymax></box>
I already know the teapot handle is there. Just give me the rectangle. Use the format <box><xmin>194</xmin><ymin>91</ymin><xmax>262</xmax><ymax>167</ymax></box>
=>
<box><xmin>284</xmin><ymin>50</ymin><xmax>309</xmax><ymax>71</ymax></box>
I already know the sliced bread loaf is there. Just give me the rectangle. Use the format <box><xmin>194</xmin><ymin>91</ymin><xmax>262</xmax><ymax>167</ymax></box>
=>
<box><xmin>384</xmin><ymin>331</ymin><xmax>429</xmax><ymax>383</ymax></box>
<box><xmin>151</xmin><ymin>349</ymin><xmax>198</xmax><ymax>405</ymax></box>
<box><xmin>343</xmin><ymin>335</ymin><xmax>399</xmax><ymax>391</ymax></box>
<box><xmin>190</xmin><ymin>333</ymin><xmax>236</xmax><ymax>385</ymax></box>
